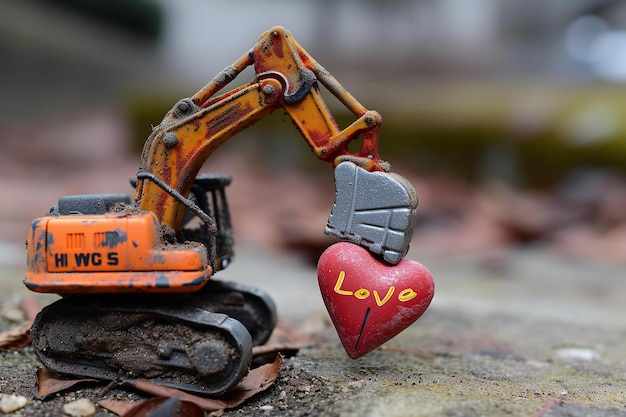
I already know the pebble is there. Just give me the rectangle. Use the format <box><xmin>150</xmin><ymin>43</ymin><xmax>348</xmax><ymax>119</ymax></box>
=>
<box><xmin>553</xmin><ymin>347</ymin><xmax>599</xmax><ymax>361</ymax></box>
<box><xmin>63</xmin><ymin>398</ymin><xmax>96</xmax><ymax>417</ymax></box>
<box><xmin>0</xmin><ymin>393</ymin><xmax>28</xmax><ymax>413</ymax></box>
<box><xmin>347</xmin><ymin>380</ymin><xmax>364</xmax><ymax>389</ymax></box>
<box><xmin>260</xmin><ymin>405</ymin><xmax>274</xmax><ymax>415</ymax></box>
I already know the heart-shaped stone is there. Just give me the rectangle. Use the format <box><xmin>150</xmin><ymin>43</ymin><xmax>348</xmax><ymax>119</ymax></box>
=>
<box><xmin>318</xmin><ymin>242</ymin><xmax>434</xmax><ymax>359</ymax></box>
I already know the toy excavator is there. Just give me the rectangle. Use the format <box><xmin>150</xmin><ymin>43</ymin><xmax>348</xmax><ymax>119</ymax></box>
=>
<box><xmin>24</xmin><ymin>27</ymin><xmax>418</xmax><ymax>395</ymax></box>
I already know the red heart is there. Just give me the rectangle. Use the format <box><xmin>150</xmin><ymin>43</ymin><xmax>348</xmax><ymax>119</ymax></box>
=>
<box><xmin>318</xmin><ymin>242</ymin><xmax>434</xmax><ymax>359</ymax></box>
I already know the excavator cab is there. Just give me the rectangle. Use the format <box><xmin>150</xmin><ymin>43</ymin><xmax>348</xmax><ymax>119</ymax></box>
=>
<box><xmin>129</xmin><ymin>172</ymin><xmax>236</xmax><ymax>272</ymax></box>
<box><xmin>180</xmin><ymin>173</ymin><xmax>234</xmax><ymax>272</ymax></box>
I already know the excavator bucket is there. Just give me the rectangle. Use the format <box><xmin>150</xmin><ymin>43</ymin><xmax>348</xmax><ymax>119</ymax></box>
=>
<box><xmin>325</xmin><ymin>162</ymin><xmax>418</xmax><ymax>265</ymax></box>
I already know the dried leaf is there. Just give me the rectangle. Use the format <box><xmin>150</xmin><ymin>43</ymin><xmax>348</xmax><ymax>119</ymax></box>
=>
<box><xmin>219</xmin><ymin>354</ymin><xmax>283</xmax><ymax>408</ymax></box>
<box><xmin>0</xmin><ymin>296</ymin><xmax>42</xmax><ymax>352</ymax></box>
<box><xmin>121</xmin><ymin>397</ymin><xmax>204</xmax><ymax>417</ymax></box>
<box><xmin>118</xmin><ymin>382</ymin><xmax>227</xmax><ymax>412</ymax></box>
<box><xmin>252</xmin><ymin>320</ymin><xmax>317</xmax><ymax>358</ymax></box>
<box><xmin>36</xmin><ymin>367</ymin><xmax>100</xmax><ymax>400</ymax></box>
<box><xmin>0</xmin><ymin>321</ymin><xmax>32</xmax><ymax>351</ymax></box>
<box><xmin>99</xmin><ymin>399</ymin><xmax>140</xmax><ymax>416</ymax></box>
<box><xmin>35</xmin><ymin>348</ymin><xmax>282</xmax><ymax>414</ymax></box>
<box><xmin>121</xmin><ymin>354</ymin><xmax>283</xmax><ymax>412</ymax></box>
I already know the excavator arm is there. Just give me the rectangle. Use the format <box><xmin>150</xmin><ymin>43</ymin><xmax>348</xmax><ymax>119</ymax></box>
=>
<box><xmin>135</xmin><ymin>26</ymin><xmax>416</xmax><ymax>264</ymax></box>
<box><xmin>136</xmin><ymin>27</ymin><xmax>385</xmax><ymax>229</ymax></box>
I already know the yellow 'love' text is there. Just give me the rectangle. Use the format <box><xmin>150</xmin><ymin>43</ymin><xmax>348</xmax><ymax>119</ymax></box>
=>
<box><xmin>333</xmin><ymin>270</ymin><xmax>417</xmax><ymax>306</ymax></box>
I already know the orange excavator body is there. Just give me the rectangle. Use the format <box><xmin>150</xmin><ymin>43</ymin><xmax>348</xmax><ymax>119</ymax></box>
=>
<box><xmin>25</xmin><ymin>212</ymin><xmax>209</xmax><ymax>294</ymax></box>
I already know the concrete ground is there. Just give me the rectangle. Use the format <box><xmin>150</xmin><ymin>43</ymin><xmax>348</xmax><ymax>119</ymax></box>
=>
<box><xmin>220</xmin><ymin>244</ymin><xmax>626</xmax><ymax>416</ymax></box>
<box><xmin>1</xmin><ymin>239</ymin><xmax>623</xmax><ymax>416</ymax></box>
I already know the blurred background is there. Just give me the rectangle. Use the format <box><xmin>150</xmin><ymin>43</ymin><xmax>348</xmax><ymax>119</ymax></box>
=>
<box><xmin>1</xmin><ymin>0</ymin><xmax>626</xmax><ymax>273</ymax></box>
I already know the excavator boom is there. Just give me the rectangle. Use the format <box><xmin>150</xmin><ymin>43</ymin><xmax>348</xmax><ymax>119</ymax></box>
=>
<box><xmin>135</xmin><ymin>27</ymin><xmax>388</xmax><ymax>235</ymax></box>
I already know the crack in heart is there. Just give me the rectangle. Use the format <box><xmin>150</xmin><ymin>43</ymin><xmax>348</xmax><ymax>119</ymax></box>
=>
<box><xmin>354</xmin><ymin>307</ymin><xmax>371</xmax><ymax>353</ymax></box>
